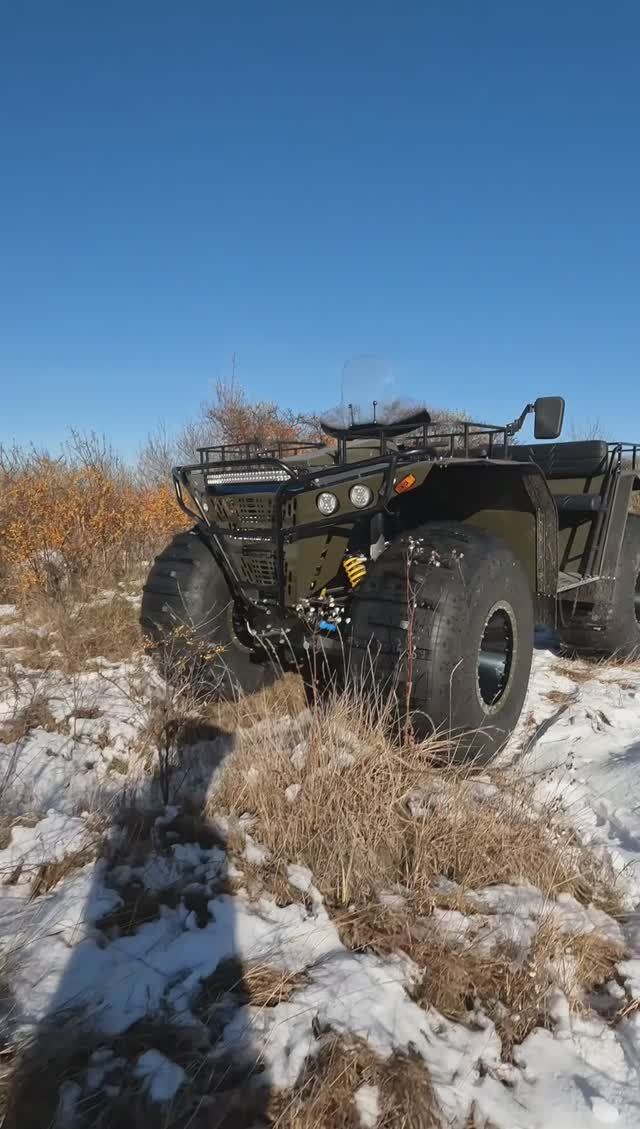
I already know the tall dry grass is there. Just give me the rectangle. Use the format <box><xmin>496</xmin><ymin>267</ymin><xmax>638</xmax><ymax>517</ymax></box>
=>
<box><xmin>269</xmin><ymin>1038</ymin><xmax>440</xmax><ymax>1129</ymax></box>
<box><xmin>213</xmin><ymin>689</ymin><xmax>625</xmax><ymax>1058</ymax></box>
<box><xmin>214</xmin><ymin>690</ymin><xmax>617</xmax><ymax>914</ymax></box>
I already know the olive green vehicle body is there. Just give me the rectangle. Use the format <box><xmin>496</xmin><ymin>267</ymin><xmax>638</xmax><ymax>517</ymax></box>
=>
<box><xmin>172</xmin><ymin>409</ymin><xmax>640</xmax><ymax>645</ymax></box>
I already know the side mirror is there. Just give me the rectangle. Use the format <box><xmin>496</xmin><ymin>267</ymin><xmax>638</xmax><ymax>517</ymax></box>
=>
<box><xmin>534</xmin><ymin>396</ymin><xmax>565</xmax><ymax>440</ymax></box>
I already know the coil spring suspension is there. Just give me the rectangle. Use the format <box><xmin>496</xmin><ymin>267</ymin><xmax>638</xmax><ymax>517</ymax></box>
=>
<box><xmin>343</xmin><ymin>555</ymin><xmax>367</xmax><ymax>587</ymax></box>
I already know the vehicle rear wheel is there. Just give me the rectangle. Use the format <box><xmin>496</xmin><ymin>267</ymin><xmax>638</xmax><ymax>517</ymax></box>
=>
<box><xmin>141</xmin><ymin>529</ymin><xmax>277</xmax><ymax>697</ymax></box>
<box><xmin>559</xmin><ymin>514</ymin><xmax>640</xmax><ymax>658</ymax></box>
<box><xmin>348</xmin><ymin>522</ymin><xmax>534</xmax><ymax>760</ymax></box>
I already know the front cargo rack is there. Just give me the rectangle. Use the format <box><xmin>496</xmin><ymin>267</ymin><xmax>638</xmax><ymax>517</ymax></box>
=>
<box><xmin>197</xmin><ymin>440</ymin><xmax>325</xmax><ymax>464</ymax></box>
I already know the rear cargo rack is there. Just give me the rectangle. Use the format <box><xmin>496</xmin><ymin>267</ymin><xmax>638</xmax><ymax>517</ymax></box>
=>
<box><xmin>609</xmin><ymin>442</ymin><xmax>640</xmax><ymax>471</ymax></box>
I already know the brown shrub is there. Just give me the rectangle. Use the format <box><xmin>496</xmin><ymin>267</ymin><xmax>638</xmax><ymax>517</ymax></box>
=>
<box><xmin>203</xmin><ymin>379</ymin><xmax>324</xmax><ymax>448</ymax></box>
<box><xmin>0</xmin><ymin>451</ymin><xmax>185</xmax><ymax>598</ymax></box>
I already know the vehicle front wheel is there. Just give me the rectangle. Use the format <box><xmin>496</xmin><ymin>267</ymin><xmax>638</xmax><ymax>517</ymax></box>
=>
<box><xmin>348</xmin><ymin>522</ymin><xmax>534</xmax><ymax>760</ymax></box>
<box><xmin>141</xmin><ymin>529</ymin><xmax>277</xmax><ymax>697</ymax></box>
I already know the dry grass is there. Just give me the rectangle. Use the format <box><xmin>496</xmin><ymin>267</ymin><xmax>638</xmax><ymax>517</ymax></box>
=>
<box><xmin>28</xmin><ymin>847</ymin><xmax>96</xmax><ymax>897</ymax></box>
<box><xmin>0</xmin><ymin>587</ymin><xmax>143</xmax><ymax>675</ymax></box>
<box><xmin>136</xmin><ymin>666</ymin><xmax>305</xmax><ymax>752</ymax></box>
<box><xmin>239</xmin><ymin>856</ymin><xmax>308</xmax><ymax>906</ymax></box>
<box><xmin>1</xmin><ymin>967</ymin><xmax>322</xmax><ymax>1127</ymax></box>
<box><xmin>130</xmin><ymin>646</ymin><xmax>305</xmax><ymax>806</ymax></box>
<box><xmin>205</xmin><ymin>672</ymin><xmax>307</xmax><ymax>731</ymax></box>
<box><xmin>0</xmin><ymin>813</ymin><xmax>101</xmax><ymax>891</ymax></box>
<box><xmin>269</xmin><ymin>1037</ymin><xmax>440</xmax><ymax>1128</ymax></box>
<box><xmin>214</xmin><ymin>691</ymin><xmax>618</xmax><ymax>914</ymax></box>
<box><xmin>0</xmin><ymin>813</ymin><xmax>40</xmax><ymax>852</ymax></box>
<box><xmin>194</xmin><ymin>957</ymin><xmax>306</xmax><ymax>1022</ymax></box>
<box><xmin>545</xmin><ymin>688</ymin><xmax>576</xmax><ymax>705</ymax></box>
<box><xmin>102</xmin><ymin>807</ymin><xmax>158</xmax><ymax>865</ymax></box>
<box><xmin>614</xmin><ymin>995</ymin><xmax>640</xmax><ymax>1023</ymax></box>
<box><xmin>568</xmin><ymin>929</ymin><xmax>628</xmax><ymax>996</ymax></box>
<box><xmin>242</xmin><ymin>962</ymin><xmax>307</xmax><ymax>1007</ymax></box>
<box><xmin>103</xmin><ymin>804</ymin><xmax>224</xmax><ymax>869</ymax></box>
<box><xmin>0</xmin><ymin>694</ymin><xmax>58</xmax><ymax>743</ymax></box>
<box><xmin>419</xmin><ymin>924</ymin><xmax>623</xmax><ymax>1055</ymax></box>
<box><xmin>551</xmin><ymin>660</ymin><xmax>597</xmax><ymax>684</ymax></box>
<box><xmin>33</xmin><ymin>590</ymin><xmax>142</xmax><ymax>669</ymax></box>
<box><xmin>336</xmin><ymin>904</ymin><xmax>624</xmax><ymax>1056</ymax></box>
<box><xmin>210</xmin><ymin>690</ymin><xmax>625</xmax><ymax>1063</ymax></box>
<box><xmin>554</xmin><ymin>653</ymin><xmax>640</xmax><ymax>682</ymax></box>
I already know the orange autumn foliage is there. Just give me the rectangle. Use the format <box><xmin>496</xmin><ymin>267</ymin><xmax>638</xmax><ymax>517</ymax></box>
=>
<box><xmin>0</xmin><ymin>456</ymin><xmax>187</xmax><ymax>595</ymax></box>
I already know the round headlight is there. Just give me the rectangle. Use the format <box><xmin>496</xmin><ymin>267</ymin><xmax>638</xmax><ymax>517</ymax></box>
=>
<box><xmin>349</xmin><ymin>483</ymin><xmax>373</xmax><ymax>509</ymax></box>
<box><xmin>316</xmin><ymin>491</ymin><xmax>339</xmax><ymax>516</ymax></box>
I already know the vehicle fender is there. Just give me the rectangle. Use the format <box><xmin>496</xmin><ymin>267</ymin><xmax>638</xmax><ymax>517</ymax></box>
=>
<box><xmin>392</xmin><ymin>460</ymin><xmax>559</xmax><ymax>615</ymax></box>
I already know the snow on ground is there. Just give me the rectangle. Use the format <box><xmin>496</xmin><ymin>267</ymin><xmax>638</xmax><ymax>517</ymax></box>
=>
<box><xmin>507</xmin><ymin>649</ymin><xmax>640</xmax><ymax>916</ymax></box>
<box><xmin>1</xmin><ymin>615</ymin><xmax>640</xmax><ymax>1126</ymax></box>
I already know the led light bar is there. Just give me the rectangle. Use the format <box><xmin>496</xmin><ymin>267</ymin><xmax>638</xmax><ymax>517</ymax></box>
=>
<box><xmin>206</xmin><ymin>468</ymin><xmax>290</xmax><ymax>485</ymax></box>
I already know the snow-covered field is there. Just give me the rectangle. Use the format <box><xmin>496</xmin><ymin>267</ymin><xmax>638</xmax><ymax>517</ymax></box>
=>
<box><xmin>1</xmin><ymin>600</ymin><xmax>640</xmax><ymax>1128</ymax></box>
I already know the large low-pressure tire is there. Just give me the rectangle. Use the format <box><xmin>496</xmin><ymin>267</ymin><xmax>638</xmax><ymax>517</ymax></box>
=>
<box><xmin>349</xmin><ymin>522</ymin><xmax>534</xmax><ymax>760</ymax></box>
<box><xmin>141</xmin><ymin>529</ymin><xmax>277</xmax><ymax>697</ymax></box>
<box><xmin>559</xmin><ymin>514</ymin><xmax>640</xmax><ymax>659</ymax></box>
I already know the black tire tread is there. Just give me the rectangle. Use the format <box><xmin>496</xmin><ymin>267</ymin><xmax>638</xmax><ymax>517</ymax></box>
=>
<box><xmin>141</xmin><ymin>529</ymin><xmax>276</xmax><ymax>697</ymax></box>
<box><xmin>350</xmin><ymin>522</ymin><xmax>534</xmax><ymax>758</ymax></box>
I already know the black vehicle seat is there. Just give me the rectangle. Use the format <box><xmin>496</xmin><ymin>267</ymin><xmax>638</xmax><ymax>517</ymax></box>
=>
<box><xmin>511</xmin><ymin>440</ymin><xmax>609</xmax><ymax>479</ymax></box>
<box><xmin>464</xmin><ymin>441</ymin><xmax>609</xmax><ymax>514</ymax></box>
<box><xmin>513</xmin><ymin>440</ymin><xmax>610</xmax><ymax>515</ymax></box>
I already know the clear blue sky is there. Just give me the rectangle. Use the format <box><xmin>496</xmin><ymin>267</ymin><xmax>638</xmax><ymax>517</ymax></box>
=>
<box><xmin>1</xmin><ymin>1</ymin><xmax>639</xmax><ymax>458</ymax></box>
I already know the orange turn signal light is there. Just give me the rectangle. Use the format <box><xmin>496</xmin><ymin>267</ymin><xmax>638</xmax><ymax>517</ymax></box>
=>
<box><xmin>394</xmin><ymin>473</ymin><xmax>417</xmax><ymax>494</ymax></box>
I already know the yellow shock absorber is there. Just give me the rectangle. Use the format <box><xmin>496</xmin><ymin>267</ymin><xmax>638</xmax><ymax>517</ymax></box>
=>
<box><xmin>343</xmin><ymin>554</ymin><xmax>367</xmax><ymax>587</ymax></box>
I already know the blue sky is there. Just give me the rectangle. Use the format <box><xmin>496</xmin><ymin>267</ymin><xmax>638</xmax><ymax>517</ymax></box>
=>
<box><xmin>1</xmin><ymin>1</ymin><xmax>639</xmax><ymax>458</ymax></box>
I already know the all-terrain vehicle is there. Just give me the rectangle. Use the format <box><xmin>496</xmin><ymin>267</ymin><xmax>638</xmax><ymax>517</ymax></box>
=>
<box><xmin>142</xmin><ymin>393</ymin><xmax>640</xmax><ymax>757</ymax></box>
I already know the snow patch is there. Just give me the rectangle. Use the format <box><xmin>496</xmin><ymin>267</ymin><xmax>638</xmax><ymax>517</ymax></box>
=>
<box><xmin>134</xmin><ymin>1049</ymin><xmax>186</xmax><ymax>1102</ymax></box>
<box><xmin>354</xmin><ymin>1082</ymin><xmax>380</xmax><ymax>1127</ymax></box>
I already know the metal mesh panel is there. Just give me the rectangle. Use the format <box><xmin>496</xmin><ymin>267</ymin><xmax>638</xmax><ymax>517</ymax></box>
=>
<box><xmin>210</xmin><ymin>495</ymin><xmax>274</xmax><ymax>529</ymax></box>
<box><xmin>237</xmin><ymin>549</ymin><xmax>277</xmax><ymax>587</ymax></box>
<box><xmin>235</xmin><ymin>496</ymin><xmax>274</xmax><ymax>526</ymax></box>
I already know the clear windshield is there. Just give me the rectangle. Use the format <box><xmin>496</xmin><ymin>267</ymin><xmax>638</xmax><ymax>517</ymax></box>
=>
<box><xmin>323</xmin><ymin>355</ymin><xmax>425</xmax><ymax>429</ymax></box>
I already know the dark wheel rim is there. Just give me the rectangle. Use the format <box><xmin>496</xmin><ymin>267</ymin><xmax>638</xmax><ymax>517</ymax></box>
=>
<box><xmin>635</xmin><ymin>573</ymin><xmax>640</xmax><ymax>626</ymax></box>
<box><xmin>478</xmin><ymin>607</ymin><xmax>515</xmax><ymax>707</ymax></box>
<box><xmin>228</xmin><ymin>601</ymin><xmax>255</xmax><ymax>653</ymax></box>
